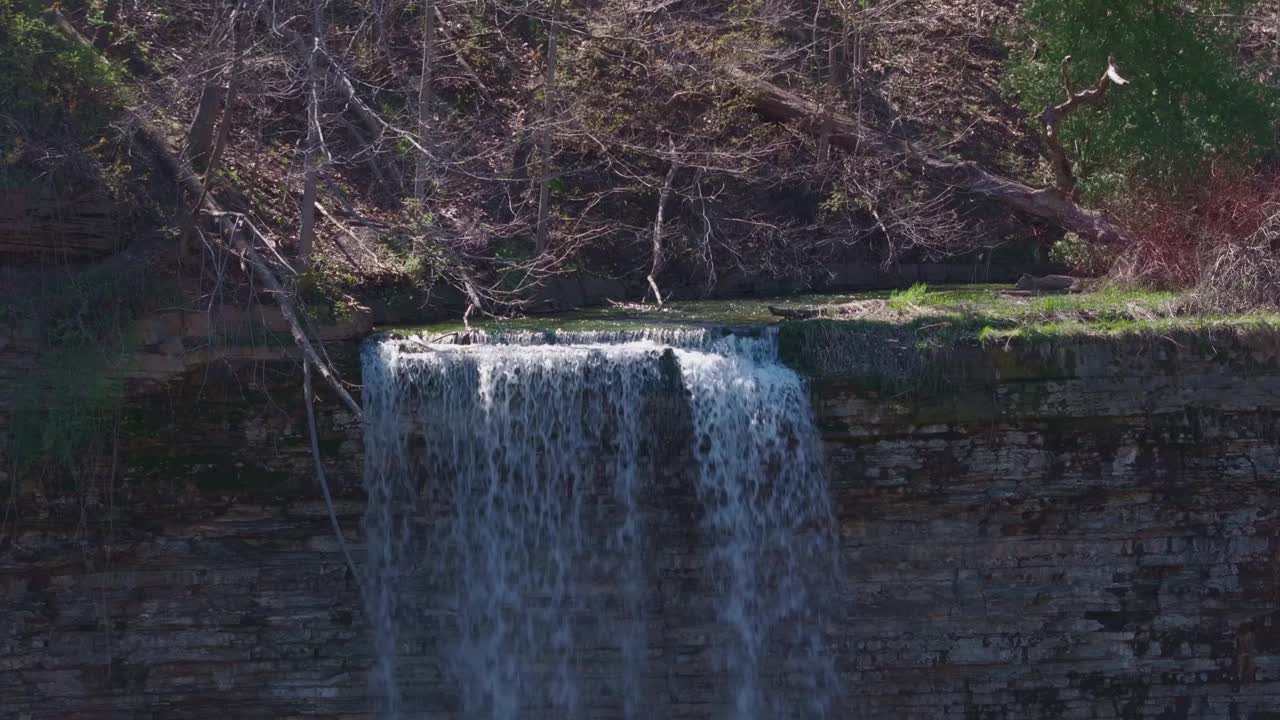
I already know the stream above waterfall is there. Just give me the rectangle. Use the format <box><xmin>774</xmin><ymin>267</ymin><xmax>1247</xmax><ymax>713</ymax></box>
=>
<box><xmin>362</xmin><ymin>326</ymin><xmax>842</xmax><ymax>720</ymax></box>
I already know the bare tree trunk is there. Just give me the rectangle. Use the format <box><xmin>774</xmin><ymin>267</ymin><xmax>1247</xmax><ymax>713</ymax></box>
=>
<box><xmin>646</xmin><ymin>143</ymin><xmax>681</xmax><ymax>306</ymax></box>
<box><xmin>729</xmin><ymin>65</ymin><xmax>1132</xmax><ymax>245</ymax></box>
<box><xmin>534</xmin><ymin>0</ymin><xmax>559</xmax><ymax>255</ymax></box>
<box><xmin>414</xmin><ymin>0</ymin><xmax>436</xmax><ymax>201</ymax></box>
<box><xmin>184</xmin><ymin>3</ymin><xmax>249</xmax><ymax>261</ymax></box>
<box><xmin>185</xmin><ymin>84</ymin><xmax>225</xmax><ymax>172</ymax></box>
<box><xmin>201</xmin><ymin>8</ymin><xmax>248</xmax><ymax>200</ymax></box>
<box><xmin>94</xmin><ymin>0</ymin><xmax>121</xmax><ymax>51</ymax></box>
<box><xmin>298</xmin><ymin>0</ymin><xmax>325</xmax><ymax>268</ymax></box>
<box><xmin>817</xmin><ymin>37</ymin><xmax>839</xmax><ymax>164</ymax></box>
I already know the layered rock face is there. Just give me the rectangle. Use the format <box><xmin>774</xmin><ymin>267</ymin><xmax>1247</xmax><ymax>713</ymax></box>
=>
<box><xmin>2</xmin><ymin>334</ymin><xmax>1279</xmax><ymax>718</ymax></box>
<box><xmin>814</xmin><ymin>337</ymin><xmax>1280</xmax><ymax>718</ymax></box>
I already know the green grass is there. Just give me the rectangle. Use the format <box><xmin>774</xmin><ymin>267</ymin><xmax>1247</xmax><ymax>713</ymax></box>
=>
<box><xmin>383</xmin><ymin>296</ymin><xmax>818</xmax><ymax>337</ymax></box>
<box><xmin>384</xmin><ymin>282</ymin><xmax>1277</xmax><ymax>354</ymax></box>
<box><xmin>981</xmin><ymin>312</ymin><xmax>1280</xmax><ymax>345</ymax></box>
<box><xmin>376</xmin><ymin>282</ymin><xmax>1280</xmax><ymax>395</ymax></box>
<box><xmin>887</xmin><ymin>282</ymin><xmax>930</xmax><ymax>309</ymax></box>
<box><xmin>877</xmin><ymin>283</ymin><xmax>1182</xmax><ymax>321</ymax></box>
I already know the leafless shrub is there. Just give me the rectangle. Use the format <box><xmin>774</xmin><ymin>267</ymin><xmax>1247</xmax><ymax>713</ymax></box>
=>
<box><xmin>1186</xmin><ymin>208</ymin><xmax>1280</xmax><ymax>313</ymax></box>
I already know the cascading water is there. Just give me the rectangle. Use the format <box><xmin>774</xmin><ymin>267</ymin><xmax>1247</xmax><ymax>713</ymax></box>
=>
<box><xmin>362</xmin><ymin>327</ymin><xmax>840</xmax><ymax>719</ymax></box>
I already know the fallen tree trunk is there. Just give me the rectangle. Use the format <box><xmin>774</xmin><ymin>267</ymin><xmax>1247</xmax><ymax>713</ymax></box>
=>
<box><xmin>1013</xmin><ymin>273</ymin><xmax>1091</xmax><ymax>294</ymax></box>
<box><xmin>767</xmin><ymin>299</ymin><xmax>886</xmax><ymax>319</ymax></box>
<box><xmin>727</xmin><ymin>67</ymin><xmax>1130</xmax><ymax>245</ymax></box>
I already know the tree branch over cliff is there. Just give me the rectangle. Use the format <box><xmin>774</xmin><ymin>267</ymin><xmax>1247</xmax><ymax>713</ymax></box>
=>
<box><xmin>726</xmin><ymin>64</ymin><xmax>1131</xmax><ymax>245</ymax></box>
<box><xmin>49</xmin><ymin>10</ymin><xmax>364</xmax><ymax>423</ymax></box>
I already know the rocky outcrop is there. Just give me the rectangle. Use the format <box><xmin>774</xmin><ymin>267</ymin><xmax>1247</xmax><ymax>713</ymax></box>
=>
<box><xmin>3</xmin><ymin>332</ymin><xmax>1279</xmax><ymax>718</ymax></box>
<box><xmin>0</xmin><ymin>188</ymin><xmax>124</xmax><ymax>258</ymax></box>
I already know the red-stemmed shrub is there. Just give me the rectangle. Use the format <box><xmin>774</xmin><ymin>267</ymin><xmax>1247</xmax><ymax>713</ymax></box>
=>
<box><xmin>1075</xmin><ymin>164</ymin><xmax>1280</xmax><ymax>310</ymax></box>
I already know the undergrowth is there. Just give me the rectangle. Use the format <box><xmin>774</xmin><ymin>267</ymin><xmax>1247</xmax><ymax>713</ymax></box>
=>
<box><xmin>0</xmin><ymin>0</ymin><xmax>125</xmax><ymax>187</ymax></box>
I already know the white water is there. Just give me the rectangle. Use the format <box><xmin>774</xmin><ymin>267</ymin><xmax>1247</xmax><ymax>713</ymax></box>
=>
<box><xmin>362</xmin><ymin>328</ymin><xmax>839</xmax><ymax>719</ymax></box>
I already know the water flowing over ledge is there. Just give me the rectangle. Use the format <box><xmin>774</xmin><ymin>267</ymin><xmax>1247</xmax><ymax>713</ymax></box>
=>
<box><xmin>362</xmin><ymin>327</ymin><xmax>841</xmax><ymax>719</ymax></box>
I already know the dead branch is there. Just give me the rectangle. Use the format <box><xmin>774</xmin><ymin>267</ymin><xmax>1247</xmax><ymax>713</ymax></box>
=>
<box><xmin>315</xmin><ymin>201</ymin><xmax>380</xmax><ymax>268</ymax></box>
<box><xmin>768</xmin><ymin>299</ymin><xmax>886</xmax><ymax>319</ymax></box>
<box><xmin>434</xmin><ymin>5</ymin><xmax>494</xmax><ymax>105</ymax></box>
<box><xmin>768</xmin><ymin>304</ymin><xmax>823</xmax><ymax>319</ymax></box>
<box><xmin>1013</xmin><ymin>273</ymin><xmax>1087</xmax><ymax>294</ymax></box>
<box><xmin>1039</xmin><ymin>55</ymin><xmax>1128</xmax><ymax>196</ymax></box>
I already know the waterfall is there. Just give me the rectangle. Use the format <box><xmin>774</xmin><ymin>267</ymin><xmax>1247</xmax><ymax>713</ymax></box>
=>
<box><xmin>362</xmin><ymin>328</ymin><xmax>840</xmax><ymax>719</ymax></box>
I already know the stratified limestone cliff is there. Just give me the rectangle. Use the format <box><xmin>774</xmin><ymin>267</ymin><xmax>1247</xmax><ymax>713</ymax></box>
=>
<box><xmin>2</xmin><ymin>331</ymin><xmax>1279</xmax><ymax>718</ymax></box>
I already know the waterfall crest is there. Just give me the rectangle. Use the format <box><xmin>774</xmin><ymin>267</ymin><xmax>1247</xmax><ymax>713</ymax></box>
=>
<box><xmin>363</xmin><ymin>328</ymin><xmax>840</xmax><ymax>719</ymax></box>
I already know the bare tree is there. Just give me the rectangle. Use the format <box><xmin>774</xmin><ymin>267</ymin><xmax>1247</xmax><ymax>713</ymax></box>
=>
<box><xmin>534</xmin><ymin>0</ymin><xmax>559</xmax><ymax>255</ymax></box>
<box><xmin>298</xmin><ymin>0</ymin><xmax>326</xmax><ymax>268</ymax></box>
<box><xmin>94</xmin><ymin>0</ymin><xmax>122</xmax><ymax>50</ymax></box>
<box><xmin>730</xmin><ymin>63</ymin><xmax>1132</xmax><ymax>245</ymax></box>
<box><xmin>414</xmin><ymin>0</ymin><xmax>436</xmax><ymax>202</ymax></box>
<box><xmin>646</xmin><ymin>140</ymin><xmax>681</xmax><ymax>306</ymax></box>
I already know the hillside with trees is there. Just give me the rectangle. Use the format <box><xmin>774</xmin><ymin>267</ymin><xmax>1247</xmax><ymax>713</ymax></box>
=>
<box><xmin>0</xmin><ymin>0</ymin><xmax>1277</xmax><ymax>475</ymax></box>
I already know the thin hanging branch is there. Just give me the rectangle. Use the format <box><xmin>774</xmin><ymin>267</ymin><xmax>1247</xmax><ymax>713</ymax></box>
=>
<box><xmin>303</xmin><ymin>361</ymin><xmax>363</xmax><ymax>594</ymax></box>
